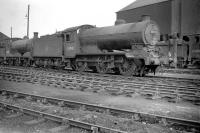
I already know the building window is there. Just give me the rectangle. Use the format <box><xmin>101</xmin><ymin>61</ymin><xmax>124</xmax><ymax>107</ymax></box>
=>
<box><xmin>160</xmin><ymin>35</ymin><xmax>163</xmax><ymax>41</ymax></box>
<box><xmin>195</xmin><ymin>36</ymin><xmax>199</xmax><ymax>43</ymax></box>
<box><xmin>66</xmin><ymin>34</ymin><xmax>70</xmax><ymax>41</ymax></box>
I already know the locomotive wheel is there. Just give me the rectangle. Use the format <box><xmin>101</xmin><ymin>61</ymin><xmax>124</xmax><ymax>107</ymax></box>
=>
<box><xmin>70</xmin><ymin>60</ymin><xmax>76</xmax><ymax>70</ymax></box>
<box><xmin>75</xmin><ymin>61</ymin><xmax>87</xmax><ymax>72</ymax></box>
<box><xmin>118</xmin><ymin>58</ymin><xmax>135</xmax><ymax>76</ymax></box>
<box><xmin>96</xmin><ymin>63</ymin><xmax>108</xmax><ymax>74</ymax></box>
<box><xmin>113</xmin><ymin>67</ymin><xmax>120</xmax><ymax>75</ymax></box>
<box><xmin>89</xmin><ymin>66</ymin><xmax>98</xmax><ymax>73</ymax></box>
<box><xmin>139</xmin><ymin>66</ymin><xmax>145</xmax><ymax>77</ymax></box>
<box><xmin>15</xmin><ymin>60</ymin><xmax>20</xmax><ymax>66</ymax></box>
<box><xmin>96</xmin><ymin>57</ymin><xmax>109</xmax><ymax>74</ymax></box>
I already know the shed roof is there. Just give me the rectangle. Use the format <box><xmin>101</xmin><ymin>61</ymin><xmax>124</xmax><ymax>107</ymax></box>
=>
<box><xmin>0</xmin><ymin>32</ymin><xmax>9</xmax><ymax>41</ymax></box>
<box><xmin>118</xmin><ymin>0</ymin><xmax>169</xmax><ymax>12</ymax></box>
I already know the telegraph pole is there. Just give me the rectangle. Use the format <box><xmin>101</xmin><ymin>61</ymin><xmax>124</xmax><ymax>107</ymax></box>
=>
<box><xmin>27</xmin><ymin>5</ymin><xmax>30</xmax><ymax>38</ymax></box>
<box><xmin>10</xmin><ymin>26</ymin><xmax>12</xmax><ymax>39</ymax></box>
<box><xmin>171</xmin><ymin>0</ymin><xmax>181</xmax><ymax>68</ymax></box>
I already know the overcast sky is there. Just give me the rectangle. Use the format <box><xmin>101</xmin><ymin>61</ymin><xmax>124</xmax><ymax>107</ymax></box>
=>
<box><xmin>0</xmin><ymin>0</ymin><xmax>135</xmax><ymax>38</ymax></box>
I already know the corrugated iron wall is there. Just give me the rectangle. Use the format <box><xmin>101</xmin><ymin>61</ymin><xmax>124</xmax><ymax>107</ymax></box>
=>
<box><xmin>117</xmin><ymin>1</ymin><xmax>172</xmax><ymax>35</ymax></box>
<box><xmin>117</xmin><ymin>0</ymin><xmax>200</xmax><ymax>36</ymax></box>
<box><xmin>181</xmin><ymin>0</ymin><xmax>200</xmax><ymax>35</ymax></box>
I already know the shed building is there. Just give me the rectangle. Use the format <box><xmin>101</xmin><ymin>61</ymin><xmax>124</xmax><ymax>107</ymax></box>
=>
<box><xmin>116</xmin><ymin>0</ymin><xmax>200</xmax><ymax>66</ymax></box>
<box><xmin>117</xmin><ymin>0</ymin><xmax>200</xmax><ymax>36</ymax></box>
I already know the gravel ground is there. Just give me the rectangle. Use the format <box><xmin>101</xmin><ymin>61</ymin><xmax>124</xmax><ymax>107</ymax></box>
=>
<box><xmin>0</xmin><ymin>109</ymin><xmax>88</xmax><ymax>133</ymax></box>
<box><xmin>0</xmin><ymin>95</ymin><xmax>178</xmax><ymax>133</ymax></box>
<box><xmin>0</xmin><ymin>80</ymin><xmax>199</xmax><ymax>121</ymax></box>
<box><xmin>0</xmin><ymin>79</ymin><xmax>199</xmax><ymax>132</ymax></box>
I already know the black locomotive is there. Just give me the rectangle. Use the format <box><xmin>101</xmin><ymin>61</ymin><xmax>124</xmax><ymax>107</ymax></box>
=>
<box><xmin>0</xmin><ymin>19</ymin><xmax>162</xmax><ymax>76</ymax></box>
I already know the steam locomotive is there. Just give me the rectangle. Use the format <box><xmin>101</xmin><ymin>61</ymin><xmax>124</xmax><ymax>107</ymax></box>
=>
<box><xmin>0</xmin><ymin>19</ymin><xmax>162</xmax><ymax>76</ymax></box>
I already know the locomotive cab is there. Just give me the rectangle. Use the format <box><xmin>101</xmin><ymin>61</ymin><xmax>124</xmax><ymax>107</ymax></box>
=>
<box><xmin>62</xmin><ymin>25</ymin><xmax>96</xmax><ymax>58</ymax></box>
<box><xmin>63</xmin><ymin>32</ymin><xmax>77</xmax><ymax>58</ymax></box>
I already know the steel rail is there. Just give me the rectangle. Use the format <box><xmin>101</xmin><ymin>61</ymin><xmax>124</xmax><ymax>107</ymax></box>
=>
<box><xmin>0</xmin><ymin>101</ymin><xmax>127</xmax><ymax>133</ymax></box>
<box><xmin>1</xmin><ymin>70</ymin><xmax>199</xmax><ymax>93</ymax></box>
<box><xmin>1</xmin><ymin>70</ymin><xmax>200</xmax><ymax>88</ymax></box>
<box><xmin>1</xmin><ymin>67</ymin><xmax>200</xmax><ymax>103</ymax></box>
<box><xmin>0</xmin><ymin>71</ymin><xmax>200</xmax><ymax>104</ymax></box>
<box><xmin>1</xmin><ymin>66</ymin><xmax>200</xmax><ymax>82</ymax></box>
<box><xmin>0</xmin><ymin>89</ymin><xmax>199</xmax><ymax>130</ymax></box>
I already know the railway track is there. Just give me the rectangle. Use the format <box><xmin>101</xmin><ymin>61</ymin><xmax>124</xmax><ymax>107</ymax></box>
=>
<box><xmin>159</xmin><ymin>68</ymin><xmax>200</xmax><ymax>75</ymax></box>
<box><xmin>0</xmin><ymin>89</ymin><xmax>199</xmax><ymax>132</ymax></box>
<box><xmin>1</xmin><ymin>65</ymin><xmax>200</xmax><ymax>83</ymax></box>
<box><xmin>0</xmin><ymin>66</ymin><xmax>200</xmax><ymax>105</ymax></box>
<box><xmin>0</xmin><ymin>103</ymin><xmax>125</xmax><ymax>133</ymax></box>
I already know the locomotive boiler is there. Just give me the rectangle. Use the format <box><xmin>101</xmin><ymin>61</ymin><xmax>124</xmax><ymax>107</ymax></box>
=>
<box><xmin>80</xmin><ymin>20</ymin><xmax>160</xmax><ymax>49</ymax></box>
<box><xmin>10</xmin><ymin>39</ymin><xmax>32</xmax><ymax>56</ymax></box>
<box><xmin>0</xmin><ymin>19</ymin><xmax>162</xmax><ymax>76</ymax></box>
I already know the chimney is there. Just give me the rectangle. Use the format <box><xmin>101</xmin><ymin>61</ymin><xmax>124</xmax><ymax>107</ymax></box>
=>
<box><xmin>141</xmin><ymin>15</ymin><xmax>151</xmax><ymax>21</ymax></box>
<box><xmin>33</xmin><ymin>32</ymin><xmax>38</xmax><ymax>38</ymax></box>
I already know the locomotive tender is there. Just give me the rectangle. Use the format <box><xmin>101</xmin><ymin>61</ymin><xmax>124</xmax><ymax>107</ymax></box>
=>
<box><xmin>0</xmin><ymin>19</ymin><xmax>161</xmax><ymax>76</ymax></box>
